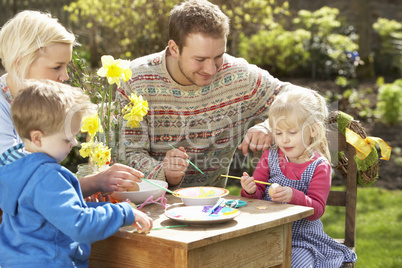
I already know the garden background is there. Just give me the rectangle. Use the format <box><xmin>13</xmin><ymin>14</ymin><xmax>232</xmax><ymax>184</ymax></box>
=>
<box><xmin>1</xmin><ymin>0</ymin><xmax>401</xmax><ymax>267</ymax></box>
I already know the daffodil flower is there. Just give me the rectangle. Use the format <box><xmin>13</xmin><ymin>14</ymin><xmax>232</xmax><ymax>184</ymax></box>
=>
<box><xmin>97</xmin><ymin>55</ymin><xmax>132</xmax><ymax>87</ymax></box>
<box><xmin>72</xmin><ymin>54</ymin><xmax>146</xmax><ymax>172</ymax></box>
<box><xmin>79</xmin><ymin>141</ymin><xmax>111</xmax><ymax>168</ymax></box>
<box><xmin>79</xmin><ymin>141</ymin><xmax>94</xmax><ymax>158</ymax></box>
<box><xmin>122</xmin><ymin>93</ymin><xmax>149</xmax><ymax>128</ymax></box>
<box><xmin>92</xmin><ymin>142</ymin><xmax>112</xmax><ymax>168</ymax></box>
<box><xmin>81</xmin><ymin>113</ymin><xmax>103</xmax><ymax>139</ymax></box>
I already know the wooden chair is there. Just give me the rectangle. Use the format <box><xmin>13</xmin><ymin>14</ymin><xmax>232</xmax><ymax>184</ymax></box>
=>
<box><xmin>326</xmin><ymin>113</ymin><xmax>358</xmax><ymax>268</ymax></box>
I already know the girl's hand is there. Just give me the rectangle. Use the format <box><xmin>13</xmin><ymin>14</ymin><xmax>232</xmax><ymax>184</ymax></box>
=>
<box><xmin>270</xmin><ymin>185</ymin><xmax>293</xmax><ymax>203</ymax></box>
<box><xmin>240</xmin><ymin>172</ymin><xmax>257</xmax><ymax>195</ymax></box>
<box><xmin>133</xmin><ymin>209</ymin><xmax>153</xmax><ymax>234</ymax></box>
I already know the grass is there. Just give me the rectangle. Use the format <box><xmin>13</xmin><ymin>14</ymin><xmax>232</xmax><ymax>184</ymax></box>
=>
<box><xmin>225</xmin><ymin>185</ymin><xmax>402</xmax><ymax>267</ymax></box>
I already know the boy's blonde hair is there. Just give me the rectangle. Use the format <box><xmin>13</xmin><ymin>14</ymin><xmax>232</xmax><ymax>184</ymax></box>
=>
<box><xmin>268</xmin><ymin>87</ymin><xmax>331</xmax><ymax>162</ymax></box>
<box><xmin>11</xmin><ymin>80</ymin><xmax>93</xmax><ymax>140</ymax></box>
<box><xmin>169</xmin><ymin>0</ymin><xmax>230</xmax><ymax>52</ymax></box>
<box><xmin>0</xmin><ymin>10</ymin><xmax>76</xmax><ymax>84</ymax></box>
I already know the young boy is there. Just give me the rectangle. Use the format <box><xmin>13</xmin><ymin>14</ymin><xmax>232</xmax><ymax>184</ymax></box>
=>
<box><xmin>0</xmin><ymin>80</ymin><xmax>153</xmax><ymax>267</ymax></box>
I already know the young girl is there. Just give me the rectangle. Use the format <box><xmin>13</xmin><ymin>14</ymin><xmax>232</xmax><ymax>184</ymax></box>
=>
<box><xmin>240</xmin><ymin>88</ymin><xmax>357</xmax><ymax>267</ymax></box>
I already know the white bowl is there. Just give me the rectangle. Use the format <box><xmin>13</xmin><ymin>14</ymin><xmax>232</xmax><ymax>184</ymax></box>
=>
<box><xmin>173</xmin><ymin>186</ymin><xmax>229</xmax><ymax>206</ymax></box>
<box><xmin>111</xmin><ymin>179</ymin><xmax>168</xmax><ymax>204</ymax></box>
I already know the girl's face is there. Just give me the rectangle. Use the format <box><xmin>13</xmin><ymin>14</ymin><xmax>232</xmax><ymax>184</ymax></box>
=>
<box><xmin>273</xmin><ymin>123</ymin><xmax>313</xmax><ymax>164</ymax></box>
<box><xmin>26</xmin><ymin>43</ymin><xmax>72</xmax><ymax>83</ymax></box>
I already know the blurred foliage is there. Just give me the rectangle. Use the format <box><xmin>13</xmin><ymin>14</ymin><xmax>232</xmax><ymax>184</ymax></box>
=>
<box><xmin>216</xmin><ymin>0</ymin><xmax>290</xmax><ymax>54</ymax></box>
<box><xmin>239</xmin><ymin>6</ymin><xmax>359</xmax><ymax>78</ymax></box>
<box><xmin>324</xmin><ymin>76</ymin><xmax>375</xmax><ymax>122</ymax></box>
<box><xmin>63</xmin><ymin>1</ymin><xmax>401</xmax><ymax>80</ymax></box>
<box><xmin>373</xmin><ymin>18</ymin><xmax>402</xmax><ymax>76</ymax></box>
<box><xmin>287</xmin><ymin>7</ymin><xmax>359</xmax><ymax>78</ymax></box>
<box><xmin>392</xmin><ymin>147</ymin><xmax>402</xmax><ymax>167</ymax></box>
<box><xmin>238</xmin><ymin>27</ymin><xmax>310</xmax><ymax>76</ymax></box>
<box><xmin>375</xmin><ymin>78</ymin><xmax>402</xmax><ymax>126</ymax></box>
<box><xmin>65</xmin><ymin>0</ymin><xmax>175</xmax><ymax>62</ymax></box>
<box><xmin>342</xmin><ymin>87</ymin><xmax>374</xmax><ymax>120</ymax></box>
<box><xmin>64</xmin><ymin>0</ymin><xmax>289</xmax><ymax>65</ymax></box>
<box><xmin>64</xmin><ymin>1</ymin><xmax>402</xmax><ymax>81</ymax></box>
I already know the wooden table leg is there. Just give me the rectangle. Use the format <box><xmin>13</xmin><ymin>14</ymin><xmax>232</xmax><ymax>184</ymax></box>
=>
<box><xmin>272</xmin><ymin>222</ymin><xmax>292</xmax><ymax>268</ymax></box>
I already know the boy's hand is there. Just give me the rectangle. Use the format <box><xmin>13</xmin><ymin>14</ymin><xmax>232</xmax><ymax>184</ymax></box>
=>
<box><xmin>98</xmin><ymin>163</ymin><xmax>144</xmax><ymax>192</ymax></box>
<box><xmin>133</xmin><ymin>209</ymin><xmax>153</xmax><ymax>234</ymax></box>
<box><xmin>270</xmin><ymin>186</ymin><xmax>293</xmax><ymax>203</ymax></box>
<box><xmin>240</xmin><ymin>172</ymin><xmax>257</xmax><ymax>195</ymax></box>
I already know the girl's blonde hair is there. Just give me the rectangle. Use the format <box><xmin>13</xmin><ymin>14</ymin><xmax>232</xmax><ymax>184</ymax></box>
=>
<box><xmin>268</xmin><ymin>87</ymin><xmax>331</xmax><ymax>162</ymax></box>
<box><xmin>0</xmin><ymin>10</ymin><xmax>76</xmax><ymax>84</ymax></box>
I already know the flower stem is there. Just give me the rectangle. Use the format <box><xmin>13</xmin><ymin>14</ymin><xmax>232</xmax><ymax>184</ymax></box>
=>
<box><xmin>106</xmin><ymin>84</ymin><xmax>113</xmax><ymax>146</ymax></box>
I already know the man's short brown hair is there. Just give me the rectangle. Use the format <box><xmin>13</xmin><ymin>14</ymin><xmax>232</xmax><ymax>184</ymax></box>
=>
<box><xmin>169</xmin><ymin>0</ymin><xmax>230</xmax><ymax>52</ymax></box>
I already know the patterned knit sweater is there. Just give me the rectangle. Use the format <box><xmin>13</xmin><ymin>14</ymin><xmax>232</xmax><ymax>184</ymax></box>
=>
<box><xmin>117</xmin><ymin>48</ymin><xmax>292</xmax><ymax>188</ymax></box>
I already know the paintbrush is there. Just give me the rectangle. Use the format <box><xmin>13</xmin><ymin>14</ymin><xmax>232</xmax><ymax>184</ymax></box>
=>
<box><xmin>221</xmin><ymin>175</ymin><xmax>272</xmax><ymax>185</ymax></box>
<box><xmin>168</xmin><ymin>143</ymin><xmax>205</xmax><ymax>174</ymax></box>
<box><xmin>208</xmin><ymin>198</ymin><xmax>224</xmax><ymax>215</ymax></box>
<box><xmin>142</xmin><ymin>178</ymin><xmax>174</xmax><ymax>194</ymax></box>
<box><xmin>152</xmin><ymin>224</ymin><xmax>188</xmax><ymax>230</ymax></box>
<box><xmin>142</xmin><ymin>178</ymin><xmax>186</xmax><ymax>197</ymax></box>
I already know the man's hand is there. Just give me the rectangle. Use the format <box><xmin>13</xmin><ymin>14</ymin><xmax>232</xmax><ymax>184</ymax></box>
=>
<box><xmin>238</xmin><ymin>125</ymin><xmax>274</xmax><ymax>156</ymax></box>
<box><xmin>163</xmin><ymin>146</ymin><xmax>189</xmax><ymax>186</ymax></box>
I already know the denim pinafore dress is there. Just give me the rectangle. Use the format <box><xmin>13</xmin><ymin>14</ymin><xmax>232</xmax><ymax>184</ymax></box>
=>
<box><xmin>263</xmin><ymin>149</ymin><xmax>357</xmax><ymax>268</ymax></box>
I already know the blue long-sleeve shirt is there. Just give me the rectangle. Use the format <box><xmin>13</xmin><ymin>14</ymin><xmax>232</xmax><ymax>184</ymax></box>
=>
<box><xmin>0</xmin><ymin>148</ymin><xmax>135</xmax><ymax>267</ymax></box>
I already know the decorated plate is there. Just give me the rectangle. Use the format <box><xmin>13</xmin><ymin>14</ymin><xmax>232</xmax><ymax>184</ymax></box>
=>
<box><xmin>165</xmin><ymin>205</ymin><xmax>240</xmax><ymax>225</ymax></box>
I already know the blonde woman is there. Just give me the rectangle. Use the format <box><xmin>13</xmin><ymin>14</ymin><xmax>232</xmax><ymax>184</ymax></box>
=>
<box><xmin>0</xmin><ymin>10</ymin><xmax>143</xmax><ymax>197</ymax></box>
<box><xmin>240</xmin><ymin>88</ymin><xmax>357</xmax><ymax>267</ymax></box>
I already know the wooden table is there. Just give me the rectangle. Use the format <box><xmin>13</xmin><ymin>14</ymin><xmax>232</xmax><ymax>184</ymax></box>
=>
<box><xmin>89</xmin><ymin>194</ymin><xmax>313</xmax><ymax>268</ymax></box>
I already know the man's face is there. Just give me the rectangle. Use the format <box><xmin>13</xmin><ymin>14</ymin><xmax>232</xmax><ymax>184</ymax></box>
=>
<box><xmin>174</xmin><ymin>33</ymin><xmax>226</xmax><ymax>87</ymax></box>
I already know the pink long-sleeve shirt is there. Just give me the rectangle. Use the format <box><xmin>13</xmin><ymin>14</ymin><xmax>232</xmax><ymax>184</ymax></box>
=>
<box><xmin>241</xmin><ymin>149</ymin><xmax>332</xmax><ymax>221</ymax></box>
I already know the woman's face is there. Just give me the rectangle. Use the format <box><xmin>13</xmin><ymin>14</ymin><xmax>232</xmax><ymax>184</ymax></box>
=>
<box><xmin>26</xmin><ymin>43</ymin><xmax>72</xmax><ymax>82</ymax></box>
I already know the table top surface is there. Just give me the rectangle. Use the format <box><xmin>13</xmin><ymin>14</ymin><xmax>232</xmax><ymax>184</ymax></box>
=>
<box><xmin>113</xmin><ymin>194</ymin><xmax>313</xmax><ymax>250</ymax></box>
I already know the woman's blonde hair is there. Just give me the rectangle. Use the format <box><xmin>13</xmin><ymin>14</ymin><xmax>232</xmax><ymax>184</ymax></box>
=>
<box><xmin>11</xmin><ymin>80</ymin><xmax>94</xmax><ymax>140</ymax></box>
<box><xmin>0</xmin><ymin>10</ymin><xmax>76</xmax><ymax>84</ymax></box>
<box><xmin>268</xmin><ymin>87</ymin><xmax>331</xmax><ymax>162</ymax></box>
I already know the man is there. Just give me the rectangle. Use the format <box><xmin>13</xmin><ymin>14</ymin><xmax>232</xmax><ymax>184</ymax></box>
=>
<box><xmin>118</xmin><ymin>0</ymin><xmax>293</xmax><ymax>188</ymax></box>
